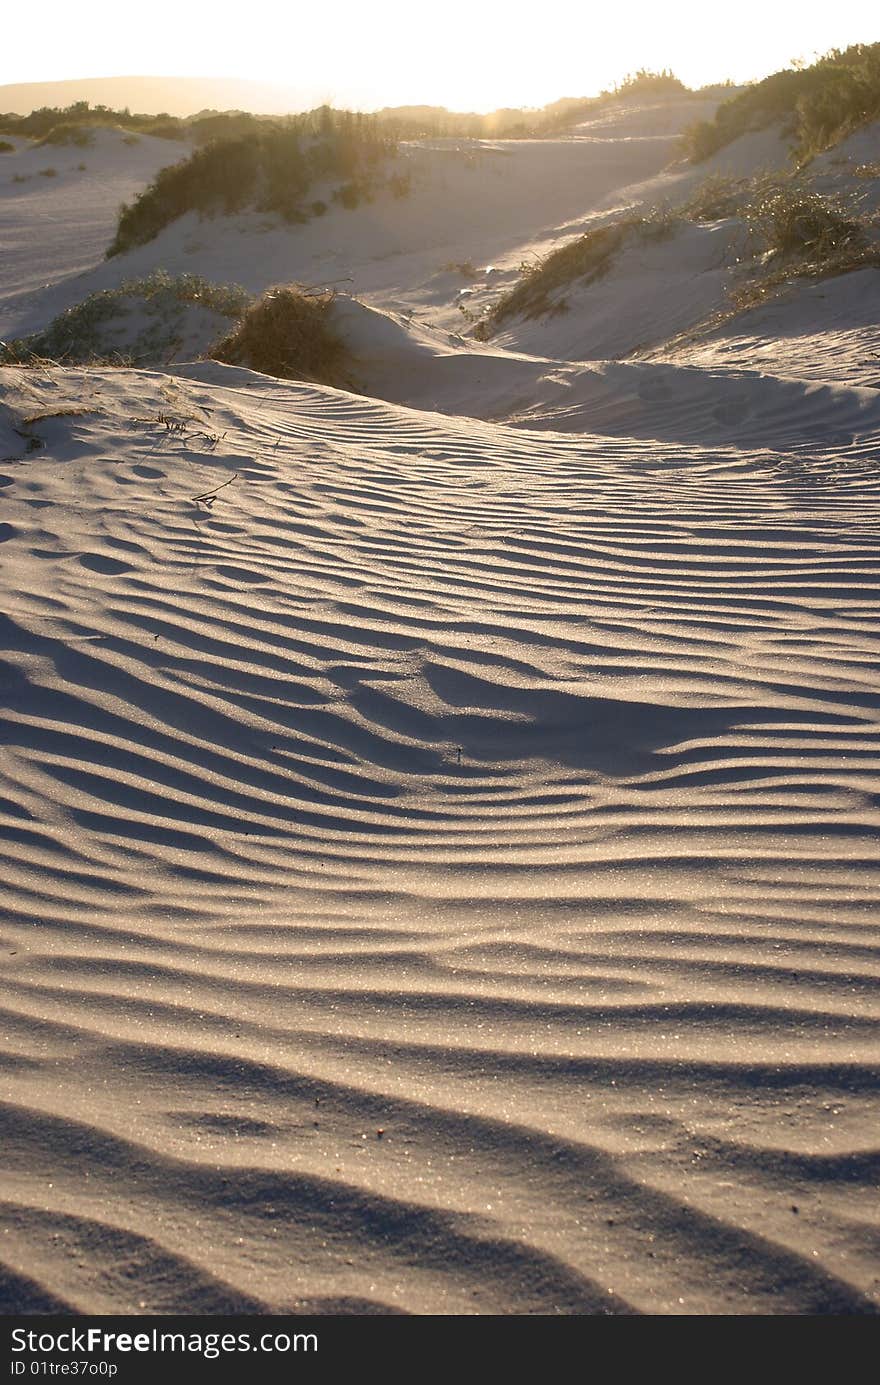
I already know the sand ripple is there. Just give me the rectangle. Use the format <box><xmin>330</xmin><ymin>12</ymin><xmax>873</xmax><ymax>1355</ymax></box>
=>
<box><xmin>1</xmin><ymin>364</ymin><xmax>878</xmax><ymax>1313</ymax></box>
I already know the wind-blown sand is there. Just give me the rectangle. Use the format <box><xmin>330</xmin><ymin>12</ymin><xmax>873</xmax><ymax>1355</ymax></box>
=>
<box><xmin>1</xmin><ymin>100</ymin><xmax>879</xmax><ymax>1315</ymax></box>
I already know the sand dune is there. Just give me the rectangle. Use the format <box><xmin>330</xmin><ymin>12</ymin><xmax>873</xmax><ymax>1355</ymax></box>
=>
<box><xmin>1</xmin><ymin>354</ymin><xmax>878</xmax><ymax>1314</ymax></box>
<box><xmin>0</xmin><ymin>109</ymin><xmax>710</xmax><ymax>342</ymax></box>
<box><xmin>0</xmin><ymin>130</ymin><xmax>191</xmax><ymax>334</ymax></box>
<box><xmin>1</xmin><ymin>92</ymin><xmax>879</xmax><ymax>1315</ymax></box>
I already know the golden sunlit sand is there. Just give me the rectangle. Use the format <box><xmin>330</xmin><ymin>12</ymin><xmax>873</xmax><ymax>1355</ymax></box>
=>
<box><xmin>0</xmin><ymin>38</ymin><xmax>879</xmax><ymax>1317</ymax></box>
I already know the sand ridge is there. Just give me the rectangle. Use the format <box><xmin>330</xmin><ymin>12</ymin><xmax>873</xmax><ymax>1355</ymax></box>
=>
<box><xmin>0</xmin><ymin>357</ymin><xmax>878</xmax><ymax>1313</ymax></box>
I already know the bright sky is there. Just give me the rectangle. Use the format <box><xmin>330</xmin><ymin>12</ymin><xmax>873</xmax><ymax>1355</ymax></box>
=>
<box><xmin>3</xmin><ymin>1</ymin><xmax>879</xmax><ymax>111</ymax></box>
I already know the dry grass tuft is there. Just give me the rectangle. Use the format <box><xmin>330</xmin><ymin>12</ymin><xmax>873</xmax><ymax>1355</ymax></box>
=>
<box><xmin>484</xmin><ymin>212</ymin><xmax>679</xmax><ymax>330</ymax></box>
<box><xmin>729</xmin><ymin>244</ymin><xmax>880</xmax><ymax>311</ymax></box>
<box><xmin>210</xmin><ymin>286</ymin><xmax>353</xmax><ymax>387</ymax></box>
<box><xmin>741</xmin><ymin>181</ymin><xmax>864</xmax><ymax>258</ymax></box>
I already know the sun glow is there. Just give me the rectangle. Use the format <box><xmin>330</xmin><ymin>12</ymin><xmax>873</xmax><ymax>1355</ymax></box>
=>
<box><xmin>3</xmin><ymin>0</ymin><xmax>879</xmax><ymax>112</ymax></box>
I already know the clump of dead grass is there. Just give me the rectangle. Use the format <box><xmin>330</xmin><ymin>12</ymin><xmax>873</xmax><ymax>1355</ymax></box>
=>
<box><xmin>742</xmin><ymin>180</ymin><xmax>864</xmax><ymax>258</ymax></box>
<box><xmin>210</xmin><ymin>286</ymin><xmax>353</xmax><ymax>387</ymax></box>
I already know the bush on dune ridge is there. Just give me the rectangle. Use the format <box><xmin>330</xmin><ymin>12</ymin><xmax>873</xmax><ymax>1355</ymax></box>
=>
<box><xmin>684</xmin><ymin>43</ymin><xmax>880</xmax><ymax>163</ymax></box>
<box><xmin>0</xmin><ymin>101</ymin><xmax>187</xmax><ymax>143</ymax></box>
<box><xmin>1</xmin><ymin>275</ymin><xmax>353</xmax><ymax>383</ymax></box>
<box><xmin>210</xmin><ymin>286</ymin><xmax>353</xmax><ymax>387</ymax></box>
<box><xmin>106</xmin><ymin>111</ymin><xmax>397</xmax><ymax>256</ymax></box>
<box><xmin>0</xmin><ymin>271</ymin><xmax>251</xmax><ymax>366</ymax></box>
<box><xmin>109</xmin><ymin>137</ymin><xmax>264</xmax><ymax>254</ymax></box>
<box><xmin>528</xmin><ymin>69</ymin><xmax>706</xmax><ymax>137</ymax></box>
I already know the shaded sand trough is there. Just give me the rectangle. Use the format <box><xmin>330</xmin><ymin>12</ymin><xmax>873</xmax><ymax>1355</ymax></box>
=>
<box><xmin>0</xmin><ymin>98</ymin><xmax>879</xmax><ymax>1315</ymax></box>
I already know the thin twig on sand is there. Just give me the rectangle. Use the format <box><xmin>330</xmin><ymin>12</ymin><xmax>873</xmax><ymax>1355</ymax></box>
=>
<box><xmin>189</xmin><ymin>473</ymin><xmax>238</xmax><ymax>503</ymax></box>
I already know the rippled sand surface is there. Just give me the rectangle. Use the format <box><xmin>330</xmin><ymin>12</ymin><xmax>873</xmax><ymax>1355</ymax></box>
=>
<box><xmin>1</xmin><ymin>363</ymin><xmax>878</xmax><ymax>1314</ymax></box>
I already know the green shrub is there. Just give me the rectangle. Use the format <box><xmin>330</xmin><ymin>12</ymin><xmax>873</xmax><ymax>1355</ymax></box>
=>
<box><xmin>0</xmin><ymin>271</ymin><xmax>251</xmax><ymax>366</ymax></box>
<box><xmin>130</xmin><ymin>268</ymin><xmax>251</xmax><ymax>317</ymax></box>
<box><xmin>108</xmin><ymin>137</ymin><xmax>261</xmax><ymax>254</ymax></box>
<box><xmin>0</xmin><ymin>101</ymin><xmax>188</xmax><ymax>143</ymax></box>
<box><xmin>190</xmin><ymin>112</ymin><xmax>264</xmax><ymax>146</ymax></box>
<box><xmin>614</xmin><ymin>68</ymin><xmax>687</xmax><ymax>99</ymax></box>
<box><xmin>0</xmin><ymin>140</ymin><xmax>13</xmax><ymax>153</ymax></box>
<box><xmin>210</xmin><ymin>285</ymin><xmax>352</xmax><ymax>386</ymax></box>
<box><xmin>683</xmin><ymin>43</ymin><xmax>880</xmax><ymax>162</ymax></box>
<box><xmin>107</xmin><ymin>116</ymin><xmax>396</xmax><ymax>256</ymax></box>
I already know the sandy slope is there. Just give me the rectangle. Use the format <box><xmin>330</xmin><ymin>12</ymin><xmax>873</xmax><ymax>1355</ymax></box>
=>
<box><xmin>1</xmin><ymin>99</ymin><xmax>880</xmax><ymax>1315</ymax></box>
<box><xmin>0</xmin><ymin>356</ymin><xmax>878</xmax><ymax>1315</ymax></box>
<box><xmin>0</xmin><ymin>130</ymin><xmax>192</xmax><ymax>336</ymax></box>
<box><xmin>651</xmin><ymin>269</ymin><xmax>880</xmax><ymax>388</ymax></box>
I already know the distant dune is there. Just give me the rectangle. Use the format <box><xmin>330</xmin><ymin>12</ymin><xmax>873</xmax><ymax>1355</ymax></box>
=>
<box><xmin>0</xmin><ymin>74</ymin><xmax>319</xmax><ymax>117</ymax></box>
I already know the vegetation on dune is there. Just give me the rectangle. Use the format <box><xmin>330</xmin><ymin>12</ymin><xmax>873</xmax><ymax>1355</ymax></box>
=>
<box><xmin>106</xmin><ymin>110</ymin><xmax>398</xmax><ymax>256</ymax></box>
<box><xmin>483</xmin><ymin>210</ymin><xmax>679</xmax><ymax>329</ymax></box>
<box><xmin>373</xmin><ymin>72</ymin><xmax>697</xmax><ymax>141</ymax></box>
<box><xmin>741</xmin><ymin>181</ymin><xmax>864</xmax><ymax>258</ymax></box>
<box><xmin>729</xmin><ymin>243</ymin><xmax>880</xmax><ymax>311</ymax></box>
<box><xmin>1</xmin><ymin>275</ymin><xmax>353</xmax><ymax>383</ymax></box>
<box><xmin>0</xmin><ymin>102</ymin><xmax>306</xmax><ymax>151</ymax></box>
<box><xmin>679</xmin><ymin>173</ymin><xmax>865</xmax><ymax>257</ymax></box>
<box><xmin>0</xmin><ymin>271</ymin><xmax>251</xmax><ymax>366</ymax></box>
<box><xmin>475</xmin><ymin>165</ymin><xmax>875</xmax><ymax>339</ymax></box>
<box><xmin>210</xmin><ymin>286</ymin><xmax>353</xmax><ymax>387</ymax></box>
<box><xmin>729</xmin><ymin>178</ymin><xmax>874</xmax><ymax>308</ymax></box>
<box><xmin>0</xmin><ymin>101</ymin><xmax>187</xmax><ymax>143</ymax></box>
<box><xmin>187</xmin><ymin>111</ymin><xmax>265</xmax><ymax>146</ymax></box>
<box><xmin>684</xmin><ymin>43</ymin><xmax>880</xmax><ymax>163</ymax></box>
<box><xmin>0</xmin><ymin>139</ymin><xmax>14</xmax><ymax>153</ymax></box>
<box><xmin>485</xmin><ymin>227</ymin><xmax>625</xmax><ymax>326</ymax></box>
<box><xmin>1</xmin><ymin>67</ymin><xmax>714</xmax><ymax>163</ymax></box>
<box><xmin>614</xmin><ymin>68</ymin><xmax>688</xmax><ymax>99</ymax></box>
<box><xmin>37</xmin><ymin>122</ymin><xmax>96</xmax><ymax>147</ymax></box>
<box><xmin>677</xmin><ymin>174</ymin><xmax>747</xmax><ymax>221</ymax></box>
<box><xmin>529</xmin><ymin>69</ymin><xmax>719</xmax><ymax>137</ymax></box>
